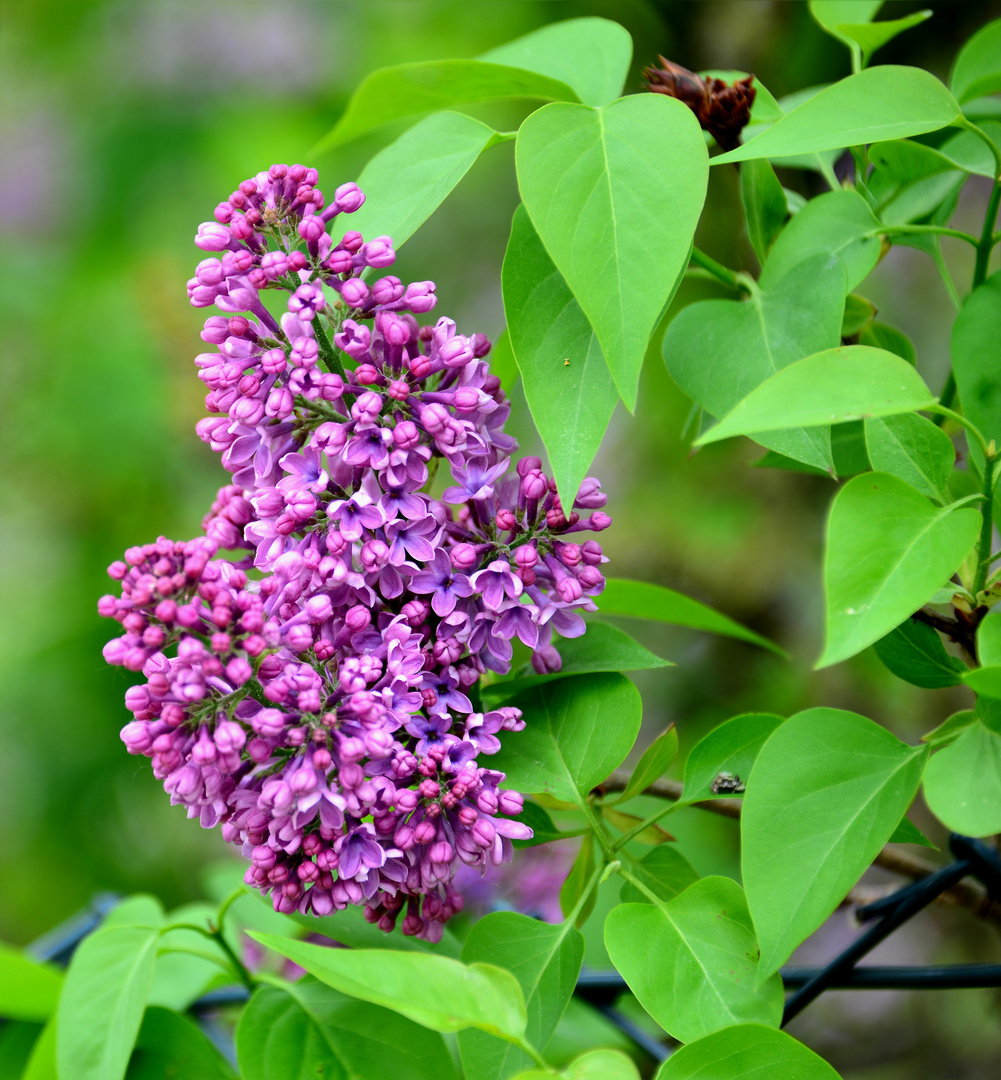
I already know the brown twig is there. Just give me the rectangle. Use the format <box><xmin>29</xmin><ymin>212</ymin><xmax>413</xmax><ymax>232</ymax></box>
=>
<box><xmin>604</xmin><ymin>769</ymin><xmax>1001</xmax><ymax>929</ymax></box>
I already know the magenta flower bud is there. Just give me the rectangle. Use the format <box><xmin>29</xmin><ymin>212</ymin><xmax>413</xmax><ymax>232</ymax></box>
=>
<box><xmin>393</xmin><ymin>420</ymin><xmax>420</xmax><ymax>449</ymax></box>
<box><xmin>514</xmin><ymin>545</ymin><xmax>538</xmax><ymax>569</ymax></box>
<box><xmin>230</xmin><ymin>396</ymin><xmax>265</xmax><ymax>425</ymax></box>
<box><xmin>97</xmin><ymin>594</ymin><xmax>118</xmax><ymax>617</ymax></box>
<box><xmin>560</xmin><ymin>543</ymin><xmax>582</xmax><ymax>567</ymax></box>
<box><xmin>495</xmin><ymin>509</ymin><xmax>517</xmax><ymax>532</ymax></box>
<box><xmin>439</xmin><ymin>336</ymin><xmax>473</xmax><ymax>368</ymax></box>
<box><xmin>362</xmin><ymin>236</ymin><xmax>395</xmax><ymax>268</ymax></box>
<box><xmin>284</xmin><ymin>624</ymin><xmax>313</xmax><ymax>654</ymax></box>
<box><xmin>578</xmin><ymin>566</ymin><xmax>604</xmax><ymax>588</ymax></box>
<box><xmin>265</xmin><ymin>387</ymin><xmax>294</xmax><ymax>419</ymax></box>
<box><xmin>497</xmin><ymin>790</ymin><xmax>523</xmax><ymax>815</ymax></box>
<box><xmin>355</xmin><ymin>364</ymin><xmax>379</xmax><ymax>385</ymax></box>
<box><xmin>581</xmin><ymin>540</ymin><xmax>604</xmax><ymax>565</ymax></box>
<box><xmin>372</xmin><ymin>275</ymin><xmax>404</xmax><ymax>305</ymax></box>
<box><xmin>521</xmin><ymin>470</ymin><xmax>548</xmax><ymax>500</ymax></box>
<box><xmin>226</xmin><ymin>657</ymin><xmax>253</xmax><ymax>686</ymax></box>
<box><xmin>471</xmin><ymin>818</ymin><xmax>496</xmax><ymax>848</ymax></box>
<box><xmin>121</xmin><ymin>721</ymin><xmax>153</xmax><ymax>753</ymax></box>
<box><xmin>351</xmin><ymin>391</ymin><xmax>382</xmax><ymax>423</ymax></box>
<box><xmin>252</xmin><ymin>708</ymin><xmax>286</xmax><ymax>739</ymax></box>
<box><xmin>429</xmin><ymin>840</ymin><xmax>454</xmax><ymax>864</ymax></box>
<box><xmin>339</xmin><ymin>230</ymin><xmax>363</xmax><ymax>253</ymax></box>
<box><xmin>304</xmin><ymin>594</ymin><xmax>333</xmax><ymax>622</ymax></box>
<box><xmin>414</xmin><ymin>819</ymin><xmax>437</xmax><ymax>844</ymax></box>
<box><xmin>341</xmin><ymin>278</ymin><xmax>371</xmax><ymax>308</ymax></box>
<box><xmin>334</xmin><ymin>182</ymin><xmax>365</xmax><ymax>213</ymax></box>
<box><xmin>324</xmin><ymin>248</ymin><xmax>354</xmax><ymax>274</ymax></box>
<box><xmin>334</xmin><ymin>319</ymin><xmax>371</xmax><ymax>359</ymax></box>
<box><xmin>195</xmin><ymin>258</ymin><xmax>225</xmax><ymax>286</ymax></box>
<box><xmin>588</xmin><ymin>511</ymin><xmax>612</xmax><ymax>531</ymax></box>
<box><xmin>214</xmin><ymin>201</ymin><xmax>234</xmax><ymax>223</ymax></box>
<box><xmin>247</xmin><ymin>738</ymin><xmax>271</xmax><ymax>763</ymax></box>
<box><xmin>405</xmin><ymin>281</ymin><xmax>437</xmax><ymax>313</ymax></box>
<box><xmin>452</xmin><ymin>387</ymin><xmax>480</xmax><ymax>413</ymax></box>
<box><xmin>360</xmin><ymin>539</ymin><xmax>390</xmax><ymax>572</ymax></box>
<box><xmin>201</xmin><ymin>316</ymin><xmax>230</xmax><ymax>344</ymax></box>
<box><xmin>195</xmin><ymin>222</ymin><xmax>231</xmax><ymax>251</ymax></box>
<box><xmin>288</xmin><ymin>283</ymin><xmax>325</xmax><ymax>322</ymax></box>
<box><xmin>450</xmin><ymin>544</ymin><xmax>477</xmax><ymax>571</ymax></box>
<box><xmin>298</xmin><ymin>214</ymin><xmax>326</xmax><ymax>242</ymax></box>
<box><xmin>420</xmin><ymin>403</ymin><xmax>449</xmax><ymax>435</ymax></box>
<box><xmin>389</xmin><ymin>379</ymin><xmax>410</xmax><ymax>402</ymax></box>
<box><xmin>517</xmin><ymin>456</ymin><xmax>542</xmax><ymax>478</ymax></box>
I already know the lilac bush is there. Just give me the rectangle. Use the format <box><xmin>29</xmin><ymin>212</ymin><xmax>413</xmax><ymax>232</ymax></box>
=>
<box><xmin>97</xmin><ymin>164</ymin><xmax>611</xmax><ymax>941</ymax></box>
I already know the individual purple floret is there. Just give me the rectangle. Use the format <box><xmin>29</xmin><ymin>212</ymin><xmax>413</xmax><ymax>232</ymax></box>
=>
<box><xmin>99</xmin><ymin>163</ymin><xmax>612</xmax><ymax>941</ymax></box>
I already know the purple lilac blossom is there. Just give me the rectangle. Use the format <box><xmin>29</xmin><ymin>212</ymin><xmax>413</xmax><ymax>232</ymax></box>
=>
<box><xmin>99</xmin><ymin>163</ymin><xmax>612</xmax><ymax>941</ymax></box>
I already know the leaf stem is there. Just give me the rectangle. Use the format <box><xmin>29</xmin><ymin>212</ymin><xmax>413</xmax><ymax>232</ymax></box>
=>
<box><xmin>615</xmin><ymin>865</ymin><xmax>665</xmax><ymax>907</ymax></box>
<box><xmin>170</xmin><ymin>921</ymin><xmax>257</xmax><ymax>992</ymax></box>
<box><xmin>926</xmin><ymin>404</ymin><xmax>991</xmax><ymax>459</ymax></box>
<box><xmin>215</xmin><ymin>887</ymin><xmax>245</xmax><ymax>938</ymax></box>
<box><xmin>566</xmin><ymin>862</ymin><xmax>606</xmax><ymax>926</ymax></box>
<box><xmin>973</xmin><ymin>450</ymin><xmax>997</xmax><ymax>597</ymax></box>
<box><xmin>689</xmin><ymin>246</ymin><xmax>751</xmax><ymax>293</ymax></box>
<box><xmin>871</xmin><ymin>224</ymin><xmax>980</xmax><ymax>247</ymax></box>
<box><xmin>580</xmin><ymin>799</ymin><xmax>615</xmax><ymax>859</ymax></box>
<box><xmin>609</xmin><ymin>800</ymin><xmax>678</xmax><ymax>853</ymax></box>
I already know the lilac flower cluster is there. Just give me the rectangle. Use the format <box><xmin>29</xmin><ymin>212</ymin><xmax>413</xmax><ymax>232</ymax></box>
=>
<box><xmin>100</xmin><ymin>164</ymin><xmax>611</xmax><ymax>940</ymax></box>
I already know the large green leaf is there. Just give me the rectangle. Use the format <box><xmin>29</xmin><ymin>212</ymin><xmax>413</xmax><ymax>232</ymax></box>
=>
<box><xmin>819</xmin><ymin>473</ymin><xmax>981</xmax><ymax>668</ymax></box>
<box><xmin>740</xmin><ymin>159</ymin><xmax>788</xmax><ymax>264</ymax></box>
<box><xmin>20</xmin><ymin>1018</ymin><xmax>57</xmax><ymax>1080</ymax></box>
<box><xmin>502</xmin><ymin>204</ymin><xmax>619</xmax><ymax>507</ymax></box>
<box><xmin>978</xmin><ymin>612</ymin><xmax>1001</xmax><ymax>666</ymax></box>
<box><xmin>126</xmin><ymin>1007</ymin><xmax>236</xmax><ymax>1080</ymax></box>
<box><xmin>681</xmin><ymin>713</ymin><xmax>786</xmax><ymax>803</ymax></box>
<box><xmin>713</xmin><ymin>67</ymin><xmax>960</xmax><ymax>163</ymax></box>
<box><xmin>459</xmin><ymin>913</ymin><xmax>584</xmax><ymax>1080</ymax></box>
<box><xmin>247</xmin><ymin>934</ymin><xmax>527</xmax><ymax>1042</ymax></box>
<box><xmin>742</xmin><ymin>707</ymin><xmax>927</xmax><ymax>979</ymax></box>
<box><xmin>597</xmin><ymin>578</ymin><xmax>785</xmax><ymax>655</ymax></box>
<box><xmin>515</xmin><ymin>1048</ymin><xmax>641</xmax><ymax>1080</ymax></box>
<box><xmin>618</xmin><ymin>847</ymin><xmax>700</xmax><ymax>905</ymax></box>
<box><xmin>924</xmin><ymin>721</ymin><xmax>1001</xmax><ymax>836</ymax></box>
<box><xmin>760</xmin><ymin>190</ymin><xmax>881</xmax><ymax>293</ymax></box>
<box><xmin>517</xmin><ymin>95</ymin><xmax>708</xmax><ymax>410</ymax></box>
<box><xmin>864</xmin><ymin>413</ymin><xmax>955</xmax><ymax>502</ymax></box>
<box><xmin>313</xmin><ymin>61</ymin><xmax>578</xmax><ymax>152</ymax></box>
<box><xmin>348</xmin><ymin>112</ymin><xmax>500</xmax><ymax>249</ymax></box>
<box><xmin>655</xmin><ymin>1024</ymin><xmax>842</xmax><ymax>1080</ymax></box>
<box><xmin>605</xmin><ymin>878</ymin><xmax>784</xmax><ymax>1042</ymax></box>
<box><xmin>872</xmin><ymin>617</ymin><xmax>966</xmax><ymax>688</ymax></box>
<box><xmin>481</xmin><ymin>622</ymin><xmax>671</xmax><ymax>704</ymax></box>
<box><xmin>0</xmin><ymin>1020</ymin><xmax>44</xmax><ymax>1079</ymax></box>
<box><xmin>56</xmin><ymin>895</ymin><xmax>165</xmax><ymax>1080</ymax></box>
<box><xmin>236</xmin><ymin>977</ymin><xmax>457</xmax><ymax>1080</ymax></box>
<box><xmin>952</xmin><ymin>272</ymin><xmax>1001</xmax><ymax>469</ymax></box>
<box><xmin>950</xmin><ymin>18</ymin><xmax>1001</xmax><ymax>104</ymax></box>
<box><xmin>0</xmin><ymin>945</ymin><xmax>62</xmax><ymax>1021</ymax></box>
<box><xmin>480</xmin><ymin>17</ymin><xmax>632</xmax><ymax>108</ymax></box>
<box><xmin>696</xmin><ymin>347</ymin><xmax>938</xmax><ymax>448</ymax></box>
<box><xmin>490</xmin><ymin>673</ymin><xmax>641</xmax><ymax>806</ymax></box>
<box><xmin>664</xmin><ymin>253</ymin><xmax>845</xmax><ymax>470</ymax></box>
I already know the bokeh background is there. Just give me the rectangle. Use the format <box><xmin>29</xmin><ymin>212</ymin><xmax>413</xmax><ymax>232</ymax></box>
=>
<box><xmin>3</xmin><ymin>1</ymin><xmax>1001</xmax><ymax>1075</ymax></box>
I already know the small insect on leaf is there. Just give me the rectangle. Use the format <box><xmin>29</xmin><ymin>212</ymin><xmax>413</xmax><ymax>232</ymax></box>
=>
<box><xmin>563</xmin><ymin>358</ymin><xmax>570</xmax><ymax>366</ymax></box>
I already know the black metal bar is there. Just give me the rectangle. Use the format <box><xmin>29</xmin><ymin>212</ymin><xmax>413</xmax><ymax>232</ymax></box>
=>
<box><xmin>591</xmin><ymin>1003</ymin><xmax>671</xmax><ymax>1062</ymax></box>
<box><xmin>780</xmin><ymin>964</ymin><xmax>1001</xmax><ymax>990</ymax></box>
<box><xmin>26</xmin><ymin>893</ymin><xmax>120</xmax><ymax>966</ymax></box>
<box><xmin>950</xmin><ymin>834</ymin><xmax>1001</xmax><ymax>898</ymax></box>
<box><xmin>782</xmin><ymin>858</ymin><xmax>975</xmax><ymax>1025</ymax></box>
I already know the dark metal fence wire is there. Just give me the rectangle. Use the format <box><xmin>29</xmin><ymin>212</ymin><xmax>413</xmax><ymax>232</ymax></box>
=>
<box><xmin>22</xmin><ymin>833</ymin><xmax>1001</xmax><ymax>1066</ymax></box>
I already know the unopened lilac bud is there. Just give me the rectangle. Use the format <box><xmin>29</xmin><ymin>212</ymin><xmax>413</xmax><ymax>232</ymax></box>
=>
<box><xmin>285</xmin><ymin>624</ymin><xmax>314</xmax><ymax>652</ymax></box>
<box><xmin>405</xmin><ymin>281</ymin><xmax>436</xmax><ymax>313</ymax></box>
<box><xmin>334</xmin><ymin>182</ymin><xmax>365</xmax><ymax>213</ymax></box>
<box><xmin>351</xmin><ymin>391</ymin><xmax>382</xmax><ymax>423</ymax></box>
<box><xmin>496</xmin><ymin>509</ymin><xmax>517</xmax><ymax>531</ymax></box>
<box><xmin>298</xmin><ymin>214</ymin><xmax>326</xmax><ymax>242</ymax></box>
<box><xmin>521</xmin><ymin>470</ymin><xmax>547</xmax><ymax>500</ymax></box>
<box><xmin>372</xmin><ymin>275</ymin><xmax>404</xmax><ymax>304</ymax></box>
<box><xmin>362</xmin><ymin>236</ymin><xmax>395</xmax><ymax>268</ymax></box>
<box><xmin>341</xmin><ymin>278</ymin><xmax>371</xmax><ymax>308</ymax></box>
<box><xmin>393</xmin><ymin>420</ymin><xmax>420</xmax><ymax>449</ymax></box>
<box><xmin>514</xmin><ymin>545</ymin><xmax>538</xmax><ymax>570</ymax></box>
<box><xmin>517</xmin><ymin>456</ymin><xmax>542</xmax><ymax>478</ymax></box>
<box><xmin>581</xmin><ymin>540</ymin><xmax>604</xmax><ymax>565</ymax></box>
<box><xmin>266</xmin><ymin>387</ymin><xmax>295</xmax><ymax>419</ymax></box>
<box><xmin>588</xmin><ymin>511</ymin><xmax>612</xmax><ymax>531</ymax></box>
<box><xmin>450</xmin><ymin>544</ymin><xmax>477</xmax><ymax>571</ymax></box>
<box><xmin>215</xmin><ymin>719</ymin><xmax>247</xmax><ymax>753</ymax></box>
<box><xmin>247</xmin><ymin>737</ymin><xmax>271</xmax><ymax>763</ymax></box>
<box><xmin>355</xmin><ymin>364</ymin><xmax>379</xmax><ymax>385</ymax></box>
<box><xmin>578</xmin><ymin>566</ymin><xmax>604</xmax><ymax>588</ymax></box>
<box><xmin>121</xmin><ymin>721</ymin><xmax>153</xmax><ymax>754</ymax></box>
<box><xmin>195</xmin><ymin>222</ymin><xmax>231</xmax><ymax>251</ymax></box>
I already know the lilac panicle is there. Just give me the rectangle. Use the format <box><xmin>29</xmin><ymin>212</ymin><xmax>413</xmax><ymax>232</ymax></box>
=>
<box><xmin>100</xmin><ymin>163</ymin><xmax>612</xmax><ymax>940</ymax></box>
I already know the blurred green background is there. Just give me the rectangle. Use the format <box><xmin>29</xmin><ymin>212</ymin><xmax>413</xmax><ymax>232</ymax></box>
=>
<box><xmin>2</xmin><ymin>1</ymin><xmax>1000</xmax><ymax>1074</ymax></box>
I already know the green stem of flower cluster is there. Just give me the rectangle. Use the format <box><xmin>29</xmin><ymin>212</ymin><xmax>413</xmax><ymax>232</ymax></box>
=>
<box><xmin>689</xmin><ymin>246</ymin><xmax>750</xmax><ymax>292</ymax></box>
